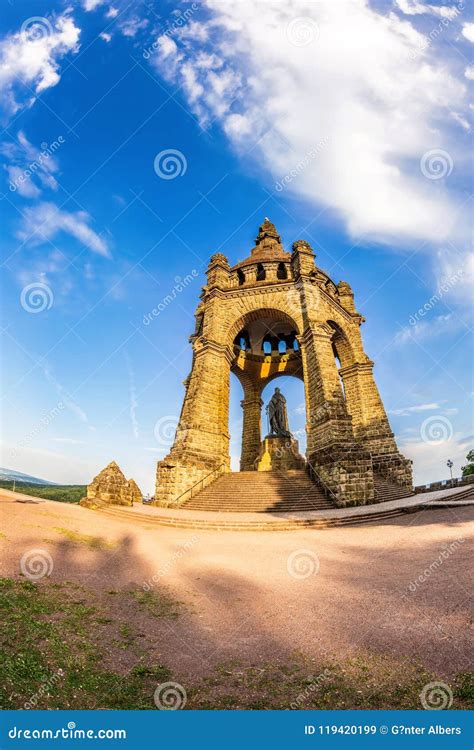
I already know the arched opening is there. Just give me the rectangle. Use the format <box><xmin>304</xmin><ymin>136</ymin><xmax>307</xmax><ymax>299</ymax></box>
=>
<box><xmin>277</xmin><ymin>338</ymin><xmax>287</xmax><ymax>354</ymax></box>
<box><xmin>327</xmin><ymin>321</ymin><xmax>355</xmax><ymax>401</ymax></box>
<box><xmin>262</xmin><ymin>336</ymin><xmax>273</xmax><ymax>355</ymax></box>
<box><xmin>277</xmin><ymin>262</ymin><xmax>287</xmax><ymax>279</ymax></box>
<box><xmin>256</xmin><ymin>263</ymin><xmax>266</xmax><ymax>281</ymax></box>
<box><xmin>234</xmin><ymin>329</ymin><xmax>250</xmax><ymax>351</ymax></box>
<box><xmin>237</xmin><ymin>268</ymin><xmax>245</xmax><ymax>285</ymax></box>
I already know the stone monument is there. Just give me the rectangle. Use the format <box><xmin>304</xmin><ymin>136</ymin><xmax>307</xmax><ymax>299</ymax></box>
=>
<box><xmin>154</xmin><ymin>218</ymin><xmax>412</xmax><ymax>507</ymax></box>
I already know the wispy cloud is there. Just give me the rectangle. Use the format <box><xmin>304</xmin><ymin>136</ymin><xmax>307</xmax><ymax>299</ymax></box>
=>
<box><xmin>42</xmin><ymin>362</ymin><xmax>89</xmax><ymax>426</ymax></box>
<box><xmin>52</xmin><ymin>437</ymin><xmax>86</xmax><ymax>445</ymax></box>
<box><xmin>389</xmin><ymin>402</ymin><xmax>441</xmax><ymax>416</ymax></box>
<box><xmin>394</xmin><ymin>314</ymin><xmax>459</xmax><ymax>346</ymax></box>
<box><xmin>17</xmin><ymin>201</ymin><xmax>110</xmax><ymax>257</ymax></box>
<box><xmin>390</xmin><ymin>401</ymin><xmax>459</xmax><ymax>417</ymax></box>
<box><xmin>124</xmin><ymin>353</ymin><xmax>139</xmax><ymax>440</ymax></box>
<box><xmin>1</xmin><ymin>131</ymin><xmax>62</xmax><ymax>197</ymax></box>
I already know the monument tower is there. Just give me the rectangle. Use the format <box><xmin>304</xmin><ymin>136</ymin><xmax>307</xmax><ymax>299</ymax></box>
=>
<box><xmin>154</xmin><ymin>219</ymin><xmax>412</xmax><ymax>507</ymax></box>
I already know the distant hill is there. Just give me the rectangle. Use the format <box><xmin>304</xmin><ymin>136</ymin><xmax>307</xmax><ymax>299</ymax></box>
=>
<box><xmin>0</xmin><ymin>468</ymin><xmax>57</xmax><ymax>485</ymax></box>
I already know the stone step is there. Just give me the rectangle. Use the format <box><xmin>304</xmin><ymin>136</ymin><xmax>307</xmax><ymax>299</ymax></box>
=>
<box><xmin>183</xmin><ymin>470</ymin><xmax>331</xmax><ymax>512</ymax></box>
<box><xmin>98</xmin><ymin>505</ymin><xmax>414</xmax><ymax>531</ymax></box>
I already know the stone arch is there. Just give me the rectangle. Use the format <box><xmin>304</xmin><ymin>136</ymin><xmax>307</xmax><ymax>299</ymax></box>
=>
<box><xmin>326</xmin><ymin>320</ymin><xmax>356</xmax><ymax>369</ymax></box>
<box><xmin>226</xmin><ymin>306</ymin><xmax>302</xmax><ymax>349</ymax></box>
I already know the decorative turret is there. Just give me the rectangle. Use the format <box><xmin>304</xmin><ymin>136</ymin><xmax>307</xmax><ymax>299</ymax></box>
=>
<box><xmin>207</xmin><ymin>252</ymin><xmax>230</xmax><ymax>289</ymax></box>
<box><xmin>291</xmin><ymin>239</ymin><xmax>316</xmax><ymax>278</ymax></box>
<box><xmin>337</xmin><ymin>281</ymin><xmax>356</xmax><ymax>313</ymax></box>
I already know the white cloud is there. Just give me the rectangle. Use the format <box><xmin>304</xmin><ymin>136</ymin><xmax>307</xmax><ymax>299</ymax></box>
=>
<box><xmin>461</xmin><ymin>22</ymin><xmax>474</xmax><ymax>43</ymax></box>
<box><xmin>394</xmin><ymin>314</ymin><xmax>458</xmax><ymax>345</ymax></box>
<box><xmin>465</xmin><ymin>65</ymin><xmax>474</xmax><ymax>80</ymax></box>
<box><xmin>106</xmin><ymin>7</ymin><xmax>119</xmax><ymax>20</ymax></box>
<box><xmin>0</xmin><ymin>14</ymin><xmax>80</xmax><ymax>117</ymax></box>
<box><xmin>119</xmin><ymin>16</ymin><xmax>149</xmax><ymax>38</ymax></box>
<box><xmin>395</xmin><ymin>0</ymin><xmax>460</xmax><ymax>19</ymax></box>
<box><xmin>100</xmin><ymin>32</ymin><xmax>112</xmax><ymax>43</ymax></box>
<box><xmin>389</xmin><ymin>402</ymin><xmax>441</xmax><ymax>416</ymax></box>
<box><xmin>150</xmin><ymin>1</ymin><xmax>471</xmax><ymax>248</ymax></box>
<box><xmin>83</xmin><ymin>0</ymin><xmax>106</xmax><ymax>10</ymax></box>
<box><xmin>17</xmin><ymin>201</ymin><xmax>110</xmax><ymax>257</ymax></box>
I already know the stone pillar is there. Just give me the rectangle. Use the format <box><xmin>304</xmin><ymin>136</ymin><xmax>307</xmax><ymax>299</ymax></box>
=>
<box><xmin>340</xmin><ymin>359</ymin><xmax>412</xmax><ymax>489</ymax></box>
<box><xmin>245</xmin><ymin>266</ymin><xmax>258</xmax><ymax>284</ymax></box>
<box><xmin>240</xmin><ymin>388</ymin><xmax>263</xmax><ymax>470</ymax></box>
<box><xmin>300</xmin><ymin>323</ymin><xmax>354</xmax><ymax>452</ymax></box>
<box><xmin>300</xmin><ymin>323</ymin><xmax>374</xmax><ymax>506</ymax></box>
<box><xmin>154</xmin><ymin>339</ymin><xmax>231</xmax><ymax>506</ymax></box>
<box><xmin>265</xmin><ymin>262</ymin><xmax>279</xmax><ymax>282</ymax></box>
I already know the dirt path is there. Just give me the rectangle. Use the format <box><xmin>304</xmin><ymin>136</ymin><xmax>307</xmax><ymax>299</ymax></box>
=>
<box><xmin>1</xmin><ymin>491</ymin><xmax>472</xmax><ymax>683</ymax></box>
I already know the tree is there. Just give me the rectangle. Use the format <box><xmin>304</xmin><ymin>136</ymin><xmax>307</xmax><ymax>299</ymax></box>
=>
<box><xmin>461</xmin><ymin>450</ymin><xmax>474</xmax><ymax>477</ymax></box>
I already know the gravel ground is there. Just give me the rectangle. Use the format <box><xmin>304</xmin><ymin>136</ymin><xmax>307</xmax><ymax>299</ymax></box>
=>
<box><xmin>1</xmin><ymin>492</ymin><xmax>472</xmax><ymax>680</ymax></box>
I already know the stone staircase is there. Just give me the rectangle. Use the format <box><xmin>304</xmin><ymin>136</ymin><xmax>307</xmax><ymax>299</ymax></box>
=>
<box><xmin>182</xmin><ymin>470</ymin><xmax>332</xmax><ymax>513</ymax></box>
<box><xmin>182</xmin><ymin>469</ymin><xmax>415</xmax><ymax>513</ymax></box>
<box><xmin>373</xmin><ymin>473</ymin><xmax>412</xmax><ymax>503</ymax></box>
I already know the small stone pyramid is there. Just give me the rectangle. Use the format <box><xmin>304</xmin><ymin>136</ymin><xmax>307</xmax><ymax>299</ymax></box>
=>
<box><xmin>124</xmin><ymin>479</ymin><xmax>142</xmax><ymax>505</ymax></box>
<box><xmin>82</xmin><ymin>461</ymin><xmax>142</xmax><ymax>507</ymax></box>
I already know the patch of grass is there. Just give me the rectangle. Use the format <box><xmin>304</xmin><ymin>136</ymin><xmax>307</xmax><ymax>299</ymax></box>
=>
<box><xmin>0</xmin><ymin>578</ymin><xmax>171</xmax><ymax>710</ymax></box>
<box><xmin>131</xmin><ymin>588</ymin><xmax>183</xmax><ymax>619</ymax></box>
<box><xmin>188</xmin><ymin>657</ymin><xmax>474</xmax><ymax>710</ymax></box>
<box><xmin>52</xmin><ymin>527</ymin><xmax>117</xmax><ymax>549</ymax></box>
<box><xmin>0</xmin><ymin>481</ymin><xmax>85</xmax><ymax>503</ymax></box>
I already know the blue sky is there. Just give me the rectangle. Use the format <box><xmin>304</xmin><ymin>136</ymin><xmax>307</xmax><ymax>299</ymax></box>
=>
<box><xmin>0</xmin><ymin>0</ymin><xmax>472</xmax><ymax>492</ymax></box>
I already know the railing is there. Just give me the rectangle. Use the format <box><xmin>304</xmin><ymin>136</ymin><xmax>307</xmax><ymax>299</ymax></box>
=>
<box><xmin>305</xmin><ymin>460</ymin><xmax>339</xmax><ymax>505</ymax></box>
<box><xmin>171</xmin><ymin>462</ymin><xmax>226</xmax><ymax>507</ymax></box>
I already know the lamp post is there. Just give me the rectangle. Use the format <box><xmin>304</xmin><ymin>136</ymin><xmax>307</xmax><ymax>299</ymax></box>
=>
<box><xmin>447</xmin><ymin>459</ymin><xmax>454</xmax><ymax>484</ymax></box>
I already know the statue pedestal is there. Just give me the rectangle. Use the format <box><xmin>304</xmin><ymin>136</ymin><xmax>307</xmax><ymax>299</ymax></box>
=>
<box><xmin>255</xmin><ymin>435</ymin><xmax>305</xmax><ymax>472</ymax></box>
